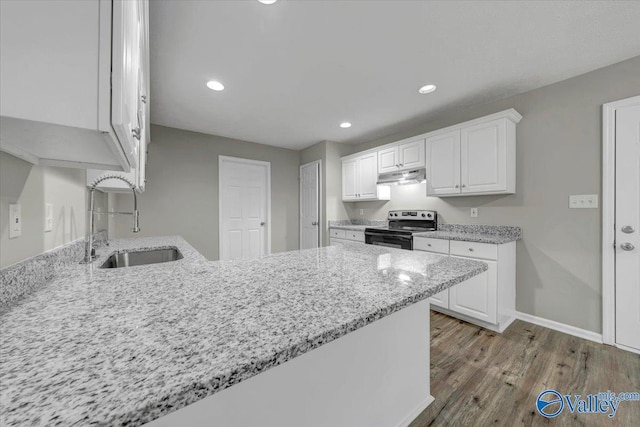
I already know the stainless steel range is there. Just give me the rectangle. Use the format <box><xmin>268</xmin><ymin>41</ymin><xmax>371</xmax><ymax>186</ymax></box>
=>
<box><xmin>364</xmin><ymin>210</ymin><xmax>437</xmax><ymax>250</ymax></box>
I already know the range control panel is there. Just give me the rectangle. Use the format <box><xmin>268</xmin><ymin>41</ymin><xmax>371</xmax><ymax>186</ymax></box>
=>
<box><xmin>387</xmin><ymin>210</ymin><xmax>436</xmax><ymax>220</ymax></box>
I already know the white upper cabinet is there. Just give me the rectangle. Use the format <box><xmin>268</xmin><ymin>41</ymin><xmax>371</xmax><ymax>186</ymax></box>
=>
<box><xmin>425</xmin><ymin>109</ymin><xmax>521</xmax><ymax>197</ymax></box>
<box><xmin>0</xmin><ymin>0</ymin><xmax>149</xmax><ymax>173</ymax></box>
<box><xmin>377</xmin><ymin>138</ymin><xmax>426</xmax><ymax>174</ymax></box>
<box><xmin>342</xmin><ymin>152</ymin><xmax>390</xmax><ymax>202</ymax></box>
<box><xmin>426</xmin><ymin>131</ymin><xmax>461</xmax><ymax>195</ymax></box>
<box><xmin>461</xmin><ymin>118</ymin><xmax>508</xmax><ymax>194</ymax></box>
<box><xmin>88</xmin><ymin>0</ymin><xmax>150</xmax><ymax>192</ymax></box>
<box><xmin>342</xmin><ymin>159</ymin><xmax>358</xmax><ymax>200</ymax></box>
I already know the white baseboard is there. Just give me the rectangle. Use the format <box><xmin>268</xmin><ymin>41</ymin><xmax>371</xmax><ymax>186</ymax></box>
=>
<box><xmin>515</xmin><ymin>311</ymin><xmax>603</xmax><ymax>344</ymax></box>
<box><xmin>396</xmin><ymin>395</ymin><xmax>434</xmax><ymax>427</ymax></box>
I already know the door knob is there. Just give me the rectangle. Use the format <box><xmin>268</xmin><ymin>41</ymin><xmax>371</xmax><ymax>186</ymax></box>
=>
<box><xmin>621</xmin><ymin>225</ymin><xmax>635</xmax><ymax>234</ymax></box>
<box><xmin>620</xmin><ymin>242</ymin><xmax>635</xmax><ymax>251</ymax></box>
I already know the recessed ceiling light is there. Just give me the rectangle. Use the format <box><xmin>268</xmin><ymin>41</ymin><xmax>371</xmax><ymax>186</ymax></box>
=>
<box><xmin>258</xmin><ymin>0</ymin><xmax>278</xmax><ymax>4</ymax></box>
<box><xmin>206</xmin><ymin>80</ymin><xmax>224</xmax><ymax>91</ymax></box>
<box><xmin>340</xmin><ymin>122</ymin><xmax>352</xmax><ymax>129</ymax></box>
<box><xmin>418</xmin><ymin>84</ymin><xmax>437</xmax><ymax>94</ymax></box>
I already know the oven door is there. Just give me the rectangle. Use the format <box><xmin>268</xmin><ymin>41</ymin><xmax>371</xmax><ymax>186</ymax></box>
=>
<box><xmin>365</xmin><ymin>232</ymin><xmax>413</xmax><ymax>250</ymax></box>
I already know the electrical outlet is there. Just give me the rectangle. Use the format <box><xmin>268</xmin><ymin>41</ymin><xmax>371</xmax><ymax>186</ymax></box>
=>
<box><xmin>45</xmin><ymin>203</ymin><xmax>54</xmax><ymax>232</ymax></box>
<box><xmin>470</xmin><ymin>208</ymin><xmax>478</xmax><ymax>218</ymax></box>
<box><xmin>359</xmin><ymin>209</ymin><xmax>364</xmax><ymax>215</ymax></box>
<box><xmin>9</xmin><ymin>204</ymin><xmax>21</xmax><ymax>238</ymax></box>
<box><xmin>569</xmin><ymin>194</ymin><xmax>598</xmax><ymax>209</ymax></box>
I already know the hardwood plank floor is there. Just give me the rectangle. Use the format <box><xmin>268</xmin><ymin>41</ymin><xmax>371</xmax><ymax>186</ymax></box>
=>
<box><xmin>409</xmin><ymin>311</ymin><xmax>640</xmax><ymax>426</ymax></box>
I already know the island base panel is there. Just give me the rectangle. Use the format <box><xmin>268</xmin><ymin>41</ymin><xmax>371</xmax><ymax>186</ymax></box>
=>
<box><xmin>146</xmin><ymin>299</ymin><xmax>433</xmax><ymax>427</ymax></box>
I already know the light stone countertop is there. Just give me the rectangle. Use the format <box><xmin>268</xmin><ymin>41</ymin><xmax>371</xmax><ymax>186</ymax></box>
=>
<box><xmin>0</xmin><ymin>236</ymin><xmax>486</xmax><ymax>426</ymax></box>
<box><xmin>328</xmin><ymin>224</ymin><xmax>382</xmax><ymax>232</ymax></box>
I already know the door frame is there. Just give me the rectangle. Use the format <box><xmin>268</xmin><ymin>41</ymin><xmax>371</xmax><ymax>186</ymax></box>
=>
<box><xmin>602</xmin><ymin>95</ymin><xmax>640</xmax><ymax>346</ymax></box>
<box><xmin>299</xmin><ymin>160</ymin><xmax>322</xmax><ymax>249</ymax></box>
<box><xmin>218</xmin><ymin>155</ymin><xmax>271</xmax><ymax>260</ymax></box>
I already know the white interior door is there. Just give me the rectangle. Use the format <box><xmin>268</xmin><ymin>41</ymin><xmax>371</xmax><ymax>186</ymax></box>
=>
<box><xmin>615</xmin><ymin>103</ymin><xmax>640</xmax><ymax>351</ymax></box>
<box><xmin>219</xmin><ymin>156</ymin><xmax>270</xmax><ymax>261</ymax></box>
<box><xmin>300</xmin><ymin>161</ymin><xmax>320</xmax><ymax>250</ymax></box>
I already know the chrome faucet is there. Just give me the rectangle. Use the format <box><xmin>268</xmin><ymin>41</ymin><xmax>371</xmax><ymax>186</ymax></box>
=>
<box><xmin>85</xmin><ymin>174</ymin><xmax>140</xmax><ymax>263</ymax></box>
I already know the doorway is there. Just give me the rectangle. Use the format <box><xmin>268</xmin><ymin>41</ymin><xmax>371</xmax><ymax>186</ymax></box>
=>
<box><xmin>300</xmin><ymin>160</ymin><xmax>321</xmax><ymax>250</ymax></box>
<box><xmin>602</xmin><ymin>95</ymin><xmax>640</xmax><ymax>353</ymax></box>
<box><xmin>219</xmin><ymin>156</ymin><xmax>271</xmax><ymax>261</ymax></box>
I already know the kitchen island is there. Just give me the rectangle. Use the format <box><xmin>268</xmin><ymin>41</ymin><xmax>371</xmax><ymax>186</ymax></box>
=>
<box><xmin>0</xmin><ymin>236</ymin><xmax>486</xmax><ymax>426</ymax></box>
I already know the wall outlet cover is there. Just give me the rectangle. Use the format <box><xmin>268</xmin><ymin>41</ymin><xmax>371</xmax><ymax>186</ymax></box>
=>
<box><xmin>569</xmin><ymin>194</ymin><xmax>598</xmax><ymax>209</ymax></box>
<box><xmin>470</xmin><ymin>208</ymin><xmax>478</xmax><ymax>218</ymax></box>
<box><xmin>45</xmin><ymin>203</ymin><xmax>54</xmax><ymax>232</ymax></box>
<box><xmin>359</xmin><ymin>209</ymin><xmax>364</xmax><ymax>215</ymax></box>
<box><xmin>9</xmin><ymin>203</ymin><xmax>22</xmax><ymax>239</ymax></box>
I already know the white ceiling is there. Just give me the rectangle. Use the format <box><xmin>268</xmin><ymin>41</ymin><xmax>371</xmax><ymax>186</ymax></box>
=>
<box><xmin>149</xmin><ymin>1</ymin><xmax>640</xmax><ymax>150</ymax></box>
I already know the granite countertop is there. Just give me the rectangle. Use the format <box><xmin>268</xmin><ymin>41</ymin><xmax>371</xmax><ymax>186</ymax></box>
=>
<box><xmin>413</xmin><ymin>225</ymin><xmax>522</xmax><ymax>244</ymax></box>
<box><xmin>0</xmin><ymin>236</ymin><xmax>486</xmax><ymax>426</ymax></box>
<box><xmin>329</xmin><ymin>224</ymin><xmax>382</xmax><ymax>231</ymax></box>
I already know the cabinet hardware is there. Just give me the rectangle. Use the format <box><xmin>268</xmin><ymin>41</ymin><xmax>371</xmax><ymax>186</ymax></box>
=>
<box><xmin>260</xmin><ymin>222</ymin><xmax>265</xmax><ymax>226</ymax></box>
<box><xmin>455</xmin><ymin>185</ymin><xmax>459</xmax><ymax>188</ymax></box>
<box><xmin>461</xmin><ymin>184</ymin><xmax>466</xmax><ymax>188</ymax></box>
<box><xmin>311</xmin><ymin>221</ymin><xmax>318</xmax><ymax>226</ymax></box>
<box><xmin>621</xmin><ymin>225</ymin><xmax>635</xmax><ymax>234</ymax></box>
<box><xmin>468</xmin><ymin>248</ymin><xmax>474</xmax><ymax>252</ymax></box>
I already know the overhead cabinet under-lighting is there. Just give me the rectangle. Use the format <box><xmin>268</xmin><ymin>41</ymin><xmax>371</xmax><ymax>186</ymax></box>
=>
<box><xmin>340</xmin><ymin>109</ymin><xmax>521</xmax><ymax>200</ymax></box>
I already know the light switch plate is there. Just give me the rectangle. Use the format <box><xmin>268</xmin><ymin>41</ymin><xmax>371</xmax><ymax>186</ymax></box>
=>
<box><xmin>9</xmin><ymin>204</ymin><xmax>21</xmax><ymax>238</ymax></box>
<box><xmin>359</xmin><ymin>209</ymin><xmax>364</xmax><ymax>215</ymax></box>
<box><xmin>470</xmin><ymin>208</ymin><xmax>478</xmax><ymax>218</ymax></box>
<box><xmin>569</xmin><ymin>194</ymin><xmax>598</xmax><ymax>209</ymax></box>
<box><xmin>45</xmin><ymin>203</ymin><xmax>54</xmax><ymax>232</ymax></box>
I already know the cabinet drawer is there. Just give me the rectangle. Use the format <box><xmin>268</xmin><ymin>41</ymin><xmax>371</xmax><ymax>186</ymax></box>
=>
<box><xmin>330</xmin><ymin>229</ymin><xmax>346</xmax><ymax>239</ymax></box>
<box><xmin>345</xmin><ymin>230</ymin><xmax>365</xmax><ymax>242</ymax></box>
<box><xmin>450</xmin><ymin>240</ymin><xmax>497</xmax><ymax>260</ymax></box>
<box><xmin>414</xmin><ymin>237</ymin><xmax>449</xmax><ymax>254</ymax></box>
<box><xmin>330</xmin><ymin>237</ymin><xmax>348</xmax><ymax>246</ymax></box>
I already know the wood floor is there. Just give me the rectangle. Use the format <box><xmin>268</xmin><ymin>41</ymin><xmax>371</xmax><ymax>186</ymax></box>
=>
<box><xmin>409</xmin><ymin>311</ymin><xmax>640</xmax><ymax>426</ymax></box>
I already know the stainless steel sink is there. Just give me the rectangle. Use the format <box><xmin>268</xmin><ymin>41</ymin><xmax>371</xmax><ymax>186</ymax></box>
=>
<box><xmin>99</xmin><ymin>247</ymin><xmax>183</xmax><ymax>269</ymax></box>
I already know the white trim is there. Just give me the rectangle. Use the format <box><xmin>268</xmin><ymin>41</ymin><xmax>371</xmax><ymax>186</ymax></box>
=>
<box><xmin>396</xmin><ymin>395</ymin><xmax>435</xmax><ymax>427</ymax></box>
<box><xmin>299</xmin><ymin>160</ymin><xmax>322</xmax><ymax>249</ymax></box>
<box><xmin>615</xmin><ymin>342</ymin><xmax>640</xmax><ymax>355</ymax></box>
<box><xmin>218</xmin><ymin>155</ymin><xmax>272</xmax><ymax>261</ymax></box>
<box><xmin>601</xmin><ymin>95</ymin><xmax>640</xmax><ymax>346</ymax></box>
<box><xmin>515</xmin><ymin>311</ymin><xmax>603</xmax><ymax>344</ymax></box>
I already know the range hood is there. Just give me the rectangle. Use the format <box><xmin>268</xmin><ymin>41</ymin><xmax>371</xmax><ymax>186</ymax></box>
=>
<box><xmin>377</xmin><ymin>168</ymin><xmax>426</xmax><ymax>186</ymax></box>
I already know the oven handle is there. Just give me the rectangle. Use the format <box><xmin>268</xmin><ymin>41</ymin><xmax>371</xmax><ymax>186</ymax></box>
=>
<box><xmin>365</xmin><ymin>232</ymin><xmax>412</xmax><ymax>240</ymax></box>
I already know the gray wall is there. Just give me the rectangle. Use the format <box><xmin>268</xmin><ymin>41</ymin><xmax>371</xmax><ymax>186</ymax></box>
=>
<box><xmin>113</xmin><ymin>125</ymin><xmax>300</xmax><ymax>261</ymax></box>
<box><xmin>300</xmin><ymin>140</ymin><xmax>351</xmax><ymax>246</ymax></box>
<box><xmin>0</xmin><ymin>152</ymin><xmax>107</xmax><ymax>268</ymax></box>
<box><xmin>341</xmin><ymin>55</ymin><xmax>640</xmax><ymax>333</ymax></box>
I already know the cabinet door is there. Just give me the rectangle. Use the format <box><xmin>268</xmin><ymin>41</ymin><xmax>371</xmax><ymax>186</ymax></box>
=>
<box><xmin>425</xmin><ymin>131</ymin><xmax>461</xmax><ymax>195</ymax></box>
<box><xmin>460</xmin><ymin>118</ymin><xmax>507</xmax><ymax>194</ymax></box>
<box><xmin>398</xmin><ymin>139</ymin><xmax>425</xmax><ymax>170</ymax></box>
<box><xmin>111</xmin><ymin>0</ymin><xmax>143</xmax><ymax>169</ymax></box>
<box><xmin>449</xmin><ymin>258</ymin><xmax>498</xmax><ymax>324</ymax></box>
<box><xmin>378</xmin><ymin>147</ymin><xmax>399</xmax><ymax>174</ymax></box>
<box><xmin>429</xmin><ymin>290</ymin><xmax>449</xmax><ymax>310</ymax></box>
<box><xmin>342</xmin><ymin>159</ymin><xmax>358</xmax><ymax>200</ymax></box>
<box><xmin>357</xmin><ymin>152</ymin><xmax>378</xmax><ymax>199</ymax></box>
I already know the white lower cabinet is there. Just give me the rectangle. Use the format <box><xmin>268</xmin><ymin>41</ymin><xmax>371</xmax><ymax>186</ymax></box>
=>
<box><xmin>415</xmin><ymin>236</ymin><xmax>516</xmax><ymax>332</ymax></box>
<box><xmin>329</xmin><ymin>228</ymin><xmax>366</xmax><ymax>246</ymax></box>
<box><xmin>448</xmin><ymin>258</ymin><xmax>498</xmax><ymax>324</ymax></box>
